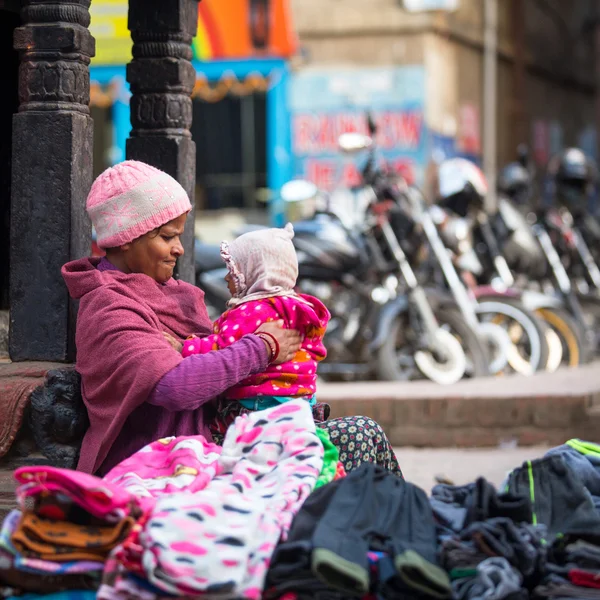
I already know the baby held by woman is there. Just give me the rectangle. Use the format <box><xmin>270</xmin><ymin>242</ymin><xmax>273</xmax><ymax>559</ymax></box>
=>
<box><xmin>183</xmin><ymin>224</ymin><xmax>330</xmax><ymax>441</ymax></box>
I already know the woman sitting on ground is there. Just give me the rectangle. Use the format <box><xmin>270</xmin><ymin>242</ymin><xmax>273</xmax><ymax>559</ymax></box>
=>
<box><xmin>62</xmin><ymin>160</ymin><xmax>403</xmax><ymax>477</ymax></box>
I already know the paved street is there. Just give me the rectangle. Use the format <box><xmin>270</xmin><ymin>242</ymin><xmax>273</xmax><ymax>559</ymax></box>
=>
<box><xmin>396</xmin><ymin>446</ymin><xmax>550</xmax><ymax>492</ymax></box>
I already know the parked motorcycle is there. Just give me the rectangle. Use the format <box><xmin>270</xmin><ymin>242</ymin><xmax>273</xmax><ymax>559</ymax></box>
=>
<box><xmin>195</xmin><ymin>158</ymin><xmax>489</xmax><ymax>383</ymax></box>
<box><xmin>284</xmin><ymin>191</ymin><xmax>479</xmax><ymax>384</ymax></box>
<box><xmin>493</xmin><ymin>148</ymin><xmax>600</xmax><ymax>364</ymax></box>
<box><xmin>424</xmin><ymin>157</ymin><xmax>552</xmax><ymax>375</ymax></box>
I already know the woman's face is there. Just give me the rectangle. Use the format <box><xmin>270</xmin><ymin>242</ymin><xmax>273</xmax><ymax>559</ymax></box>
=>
<box><xmin>121</xmin><ymin>214</ymin><xmax>187</xmax><ymax>283</ymax></box>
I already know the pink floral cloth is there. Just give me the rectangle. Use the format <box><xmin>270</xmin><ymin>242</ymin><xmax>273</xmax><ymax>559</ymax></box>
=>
<box><xmin>138</xmin><ymin>400</ymin><xmax>323</xmax><ymax>599</ymax></box>
<box><xmin>104</xmin><ymin>435</ymin><xmax>222</xmax><ymax>498</ymax></box>
<box><xmin>182</xmin><ymin>294</ymin><xmax>330</xmax><ymax>401</ymax></box>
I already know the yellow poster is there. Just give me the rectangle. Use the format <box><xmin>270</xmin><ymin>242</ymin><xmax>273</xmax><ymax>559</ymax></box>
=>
<box><xmin>90</xmin><ymin>0</ymin><xmax>297</xmax><ymax>66</ymax></box>
<box><xmin>89</xmin><ymin>0</ymin><xmax>131</xmax><ymax>65</ymax></box>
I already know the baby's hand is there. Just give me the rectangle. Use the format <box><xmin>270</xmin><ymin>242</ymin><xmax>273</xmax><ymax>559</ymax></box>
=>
<box><xmin>162</xmin><ymin>331</ymin><xmax>183</xmax><ymax>353</ymax></box>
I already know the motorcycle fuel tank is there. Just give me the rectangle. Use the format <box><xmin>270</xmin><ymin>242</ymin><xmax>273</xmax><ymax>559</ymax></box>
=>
<box><xmin>292</xmin><ymin>213</ymin><xmax>366</xmax><ymax>280</ymax></box>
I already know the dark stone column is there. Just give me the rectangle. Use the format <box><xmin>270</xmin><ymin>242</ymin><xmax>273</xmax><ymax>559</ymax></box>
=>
<box><xmin>0</xmin><ymin>7</ymin><xmax>20</xmax><ymax>312</ymax></box>
<box><xmin>9</xmin><ymin>0</ymin><xmax>95</xmax><ymax>362</ymax></box>
<box><xmin>126</xmin><ymin>0</ymin><xmax>199</xmax><ymax>284</ymax></box>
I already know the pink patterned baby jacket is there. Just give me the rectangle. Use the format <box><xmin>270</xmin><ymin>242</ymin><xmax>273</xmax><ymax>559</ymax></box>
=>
<box><xmin>182</xmin><ymin>294</ymin><xmax>330</xmax><ymax>401</ymax></box>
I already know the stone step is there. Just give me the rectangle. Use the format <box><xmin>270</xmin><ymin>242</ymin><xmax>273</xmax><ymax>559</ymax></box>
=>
<box><xmin>320</xmin><ymin>362</ymin><xmax>600</xmax><ymax>447</ymax></box>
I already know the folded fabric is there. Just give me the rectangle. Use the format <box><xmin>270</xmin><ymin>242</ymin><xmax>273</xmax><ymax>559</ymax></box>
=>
<box><xmin>268</xmin><ymin>463</ymin><xmax>451</xmax><ymax>600</ymax></box>
<box><xmin>440</xmin><ymin>538</ymin><xmax>489</xmax><ymax>572</ymax></box>
<box><xmin>465</xmin><ymin>478</ymin><xmax>532</xmax><ymax>526</ymax></box>
<box><xmin>461</xmin><ymin>518</ymin><xmax>547</xmax><ymax>579</ymax></box>
<box><xmin>431</xmin><ymin>502</ymin><xmax>469</xmax><ymax>535</ymax></box>
<box><xmin>452</xmin><ymin>557</ymin><xmax>524</xmax><ymax>600</ymax></box>
<box><xmin>315</xmin><ymin>428</ymin><xmax>339</xmax><ymax>489</ymax></box>
<box><xmin>264</xmin><ymin>548</ymin><xmax>376</xmax><ymax>600</ymax></box>
<box><xmin>0</xmin><ymin>563</ymin><xmax>101</xmax><ymax>594</ymax></box>
<box><xmin>534</xmin><ymin>581</ymin><xmax>600</xmax><ymax>599</ymax></box>
<box><xmin>104</xmin><ymin>434</ymin><xmax>222</xmax><ymax>498</ymax></box>
<box><xmin>569</xmin><ymin>568</ymin><xmax>600</xmax><ymax>589</ymax></box>
<box><xmin>97</xmin><ymin>554</ymin><xmax>153</xmax><ymax>600</ymax></box>
<box><xmin>14</xmin><ymin>466</ymin><xmax>142</xmax><ymax>523</ymax></box>
<box><xmin>0</xmin><ymin>510</ymin><xmax>21</xmax><ymax>556</ymax></box>
<box><xmin>6</xmin><ymin>592</ymin><xmax>97</xmax><ymax>600</ymax></box>
<box><xmin>505</xmin><ymin>455</ymin><xmax>600</xmax><ymax>539</ymax></box>
<box><xmin>565</xmin><ymin>540</ymin><xmax>600</xmax><ymax>571</ymax></box>
<box><xmin>11</xmin><ymin>511</ymin><xmax>134</xmax><ymax>562</ymax></box>
<box><xmin>450</xmin><ymin>567</ymin><xmax>479</xmax><ymax>580</ymax></box>
<box><xmin>140</xmin><ymin>400</ymin><xmax>323</xmax><ymax>600</ymax></box>
<box><xmin>33</xmin><ymin>493</ymin><xmax>118</xmax><ymax>527</ymax></box>
<box><xmin>430</xmin><ymin>479</ymin><xmax>531</xmax><ymax>535</ymax></box>
<box><xmin>111</xmin><ymin>509</ymin><xmax>152</xmax><ymax>579</ymax></box>
<box><xmin>333</xmin><ymin>461</ymin><xmax>346</xmax><ymax>481</ymax></box>
<box><xmin>545</xmin><ymin>440</ymin><xmax>600</xmax><ymax>511</ymax></box>
<box><xmin>0</xmin><ymin>510</ymin><xmax>104</xmax><ymax>576</ymax></box>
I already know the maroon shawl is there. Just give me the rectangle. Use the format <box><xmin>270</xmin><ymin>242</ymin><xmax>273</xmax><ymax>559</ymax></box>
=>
<box><xmin>62</xmin><ymin>257</ymin><xmax>212</xmax><ymax>474</ymax></box>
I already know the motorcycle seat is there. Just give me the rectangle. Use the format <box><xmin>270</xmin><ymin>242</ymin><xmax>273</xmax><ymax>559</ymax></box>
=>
<box><xmin>194</xmin><ymin>242</ymin><xmax>224</xmax><ymax>272</ymax></box>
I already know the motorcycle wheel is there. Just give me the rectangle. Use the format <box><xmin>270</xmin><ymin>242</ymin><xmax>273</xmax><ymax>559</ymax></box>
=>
<box><xmin>476</xmin><ymin>300</ymin><xmax>550</xmax><ymax>375</ymax></box>
<box><xmin>578</xmin><ymin>295</ymin><xmax>600</xmax><ymax>358</ymax></box>
<box><xmin>534</xmin><ymin>307</ymin><xmax>588</xmax><ymax>367</ymax></box>
<box><xmin>376</xmin><ymin>307</ymin><xmax>490</xmax><ymax>382</ymax></box>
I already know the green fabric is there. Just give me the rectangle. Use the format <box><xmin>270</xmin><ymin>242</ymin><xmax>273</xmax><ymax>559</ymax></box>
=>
<box><xmin>395</xmin><ymin>550</ymin><xmax>452</xmax><ymax>599</ymax></box>
<box><xmin>449</xmin><ymin>567</ymin><xmax>478</xmax><ymax>580</ymax></box>
<box><xmin>312</xmin><ymin>547</ymin><xmax>370</xmax><ymax>595</ymax></box>
<box><xmin>527</xmin><ymin>460</ymin><xmax>537</xmax><ymax>526</ymax></box>
<box><xmin>315</xmin><ymin>428</ymin><xmax>339</xmax><ymax>489</ymax></box>
<box><xmin>566</xmin><ymin>438</ymin><xmax>600</xmax><ymax>456</ymax></box>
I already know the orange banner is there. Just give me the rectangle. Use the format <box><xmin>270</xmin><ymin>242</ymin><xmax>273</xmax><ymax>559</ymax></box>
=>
<box><xmin>194</xmin><ymin>0</ymin><xmax>297</xmax><ymax>60</ymax></box>
<box><xmin>91</xmin><ymin>0</ymin><xmax>298</xmax><ymax>65</ymax></box>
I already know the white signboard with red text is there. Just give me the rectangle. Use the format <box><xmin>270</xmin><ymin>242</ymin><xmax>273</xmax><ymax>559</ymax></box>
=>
<box><xmin>289</xmin><ymin>66</ymin><xmax>426</xmax><ymax>191</ymax></box>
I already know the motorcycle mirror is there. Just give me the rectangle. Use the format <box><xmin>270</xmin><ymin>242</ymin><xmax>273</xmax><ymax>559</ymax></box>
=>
<box><xmin>366</xmin><ymin>112</ymin><xmax>378</xmax><ymax>135</ymax></box>
<box><xmin>338</xmin><ymin>132</ymin><xmax>373</xmax><ymax>154</ymax></box>
<box><xmin>280</xmin><ymin>179</ymin><xmax>318</xmax><ymax>204</ymax></box>
<box><xmin>517</xmin><ymin>143</ymin><xmax>530</xmax><ymax>168</ymax></box>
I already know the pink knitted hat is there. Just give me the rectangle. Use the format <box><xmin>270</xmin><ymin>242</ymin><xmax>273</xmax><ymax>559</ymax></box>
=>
<box><xmin>221</xmin><ymin>223</ymin><xmax>298</xmax><ymax>307</ymax></box>
<box><xmin>87</xmin><ymin>160</ymin><xmax>192</xmax><ymax>249</ymax></box>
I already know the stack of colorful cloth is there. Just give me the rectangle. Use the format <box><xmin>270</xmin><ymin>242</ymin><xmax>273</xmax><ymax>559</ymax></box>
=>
<box><xmin>0</xmin><ymin>467</ymin><xmax>145</xmax><ymax>599</ymax></box>
<box><xmin>0</xmin><ymin>400</ymin><xmax>340</xmax><ymax>600</ymax></box>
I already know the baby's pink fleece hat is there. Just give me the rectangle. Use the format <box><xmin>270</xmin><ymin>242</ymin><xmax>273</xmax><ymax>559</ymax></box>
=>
<box><xmin>87</xmin><ymin>160</ymin><xmax>192</xmax><ymax>249</ymax></box>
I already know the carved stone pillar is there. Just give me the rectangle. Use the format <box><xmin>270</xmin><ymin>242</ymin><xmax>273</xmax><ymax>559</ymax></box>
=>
<box><xmin>0</xmin><ymin>4</ymin><xmax>20</xmax><ymax>312</ymax></box>
<box><xmin>126</xmin><ymin>0</ymin><xmax>199</xmax><ymax>284</ymax></box>
<box><xmin>10</xmin><ymin>0</ymin><xmax>95</xmax><ymax>362</ymax></box>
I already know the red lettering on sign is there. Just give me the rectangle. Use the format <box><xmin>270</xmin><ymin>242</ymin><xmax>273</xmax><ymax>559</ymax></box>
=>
<box><xmin>389</xmin><ymin>112</ymin><xmax>422</xmax><ymax>148</ymax></box>
<box><xmin>293</xmin><ymin>110</ymin><xmax>422</xmax><ymax>155</ymax></box>
<box><xmin>341</xmin><ymin>162</ymin><xmax>362</xmax><ymax>188</ymax></box>
<box><xmin>306</xmin><ymin>159</ymin><xmax>337</xmax><ymax>191</ymax></box>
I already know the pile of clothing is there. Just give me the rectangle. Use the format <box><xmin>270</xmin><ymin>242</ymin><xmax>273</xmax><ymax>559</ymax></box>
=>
<box><xmin>0</xmin><ymin>400</ymin><xmax>599</xmax><ymax>600</ymax></box>
<box><xmin>0</xmin><ymin>401</ymin><xmax>346</xmax><ymax>600</ymax></box>
<box><xmin>0</xmin><ymin>466</ymin><xmax>142</xmax><ymax>600</ymax></box>
<box><xmin>265</xmin><ymin>463</ymin><xmax>451</xmax><ymax>600</ymax></box>
<box><xmin>431</xmin><ymin>441</ymin><xmax>600</xmax><ymax>600</ymax></box>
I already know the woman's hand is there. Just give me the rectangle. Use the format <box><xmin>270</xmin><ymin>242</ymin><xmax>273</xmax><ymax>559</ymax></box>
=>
<box><xmin>255</xmin><ymin>320</ymin><xmax>302</xmax><ymax>365</ymax></box>
<box><xmin>162</xmin><ymin>331</ymin><xmax>183</xmax><ymax>353</ymax></box>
